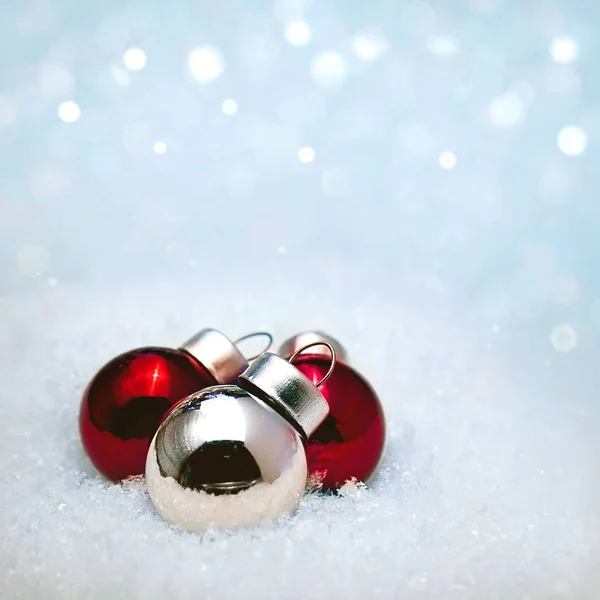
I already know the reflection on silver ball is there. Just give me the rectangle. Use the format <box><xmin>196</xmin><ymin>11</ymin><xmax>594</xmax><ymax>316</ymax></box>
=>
<box><xmin>145</xmin><ymin>385</ymin><xmax>307</xmax><ymax>531</ymax></box>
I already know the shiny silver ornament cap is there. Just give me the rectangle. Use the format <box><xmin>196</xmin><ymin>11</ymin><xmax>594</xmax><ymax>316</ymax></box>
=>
<box><xmin>278</xmin><ymin>331</ymin><xmax>348</xmax><ymax>363</ymax></box>
<box><xmin>179</xmin><ymin>329</ymin><xmax>248</xmax><ymax>385</ymax></box>
<box><xmin>238</xmin><ymin>351</ymin><xmax>330</xmax><ymax>439</ymax></box>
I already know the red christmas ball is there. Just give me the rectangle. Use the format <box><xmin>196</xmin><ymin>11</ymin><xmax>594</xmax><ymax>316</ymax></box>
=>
<box><xmin>290</xmin><ymin>353</ymin><xmax>385</xmax><ymax>491</ymax></box>
<box><xmin>80</xmin><ymin>348</ymin><xmax>216</xmax><ymax>481</ymax></box>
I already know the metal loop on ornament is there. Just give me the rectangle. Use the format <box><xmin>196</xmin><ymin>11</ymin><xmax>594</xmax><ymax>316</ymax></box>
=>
<box><xmin>234</xmin><ymin>331</ymin><xmax>274</xmax><ymax>361</ymax></box>
<box><xmin>288</xmin><ymin>341</ymin><xmax>337</xmax><ymax>387</ymax></box>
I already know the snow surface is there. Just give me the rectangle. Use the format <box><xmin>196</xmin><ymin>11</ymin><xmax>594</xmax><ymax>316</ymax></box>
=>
<box><xmin>1</xmin><ymin>274</ymin><xmax>598</xmax><ymax>599</ymax></box>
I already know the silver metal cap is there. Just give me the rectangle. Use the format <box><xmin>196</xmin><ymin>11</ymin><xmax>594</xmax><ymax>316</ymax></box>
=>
<box><xmin>238</xmin><ymin>352</ymin><xmax>329</xmax><ymax>439</ymax></box>
<box><xmin>179</xmin><ymin>329</ymin><xmax>248</xmax><ymax>385</ymax></box>
<box><xmin>278</xmin><ymin>331</ymin><xmax>348</xmax><ymax>363</ymax></box>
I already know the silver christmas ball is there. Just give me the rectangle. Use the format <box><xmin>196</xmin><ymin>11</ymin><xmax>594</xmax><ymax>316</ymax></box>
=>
<box><xmin>145</xmin><ymin>384</ymin><xmax>307</xmax><ymax>531</ymax></box>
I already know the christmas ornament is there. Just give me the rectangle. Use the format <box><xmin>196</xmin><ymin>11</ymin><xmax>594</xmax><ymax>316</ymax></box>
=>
<box><xmin>145</xmin><ymin>342</ymin><xmax>336</xmax><ymax>531</ymax></box>
<box><xmin>80</xmin><ymin>329</ymin><xmax>271</xmax><ymax>481</ymax></box>
<box><xmin>279</xmin><ymin>331</ymin><xmax>385</xmax><ymax>491</ymax></box>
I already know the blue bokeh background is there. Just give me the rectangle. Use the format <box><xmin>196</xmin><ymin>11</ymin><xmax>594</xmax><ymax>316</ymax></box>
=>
<box><xmin>2</xmin><ymin>1</ymin><xmax>599</xmax><ymax>333</ymax></box>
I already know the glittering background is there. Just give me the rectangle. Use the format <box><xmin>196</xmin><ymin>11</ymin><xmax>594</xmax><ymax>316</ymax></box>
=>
<box><xmin>1</xmin><ymin>0</ymin><xmax>599</xmax><ymax>598</ymax></box>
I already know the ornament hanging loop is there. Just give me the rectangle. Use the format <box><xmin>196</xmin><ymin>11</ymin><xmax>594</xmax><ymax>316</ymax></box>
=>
<box><xmin>234</xmin><ymin>331</ymin><xmax>274</xmax><ymax>360</ymax></box>
<box><xmin>288</xmin><ymin>341</ymin><xmax>337</xmax><ymax>387</ymax></box>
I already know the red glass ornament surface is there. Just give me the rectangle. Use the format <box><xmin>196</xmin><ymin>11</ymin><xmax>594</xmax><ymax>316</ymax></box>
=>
<box><xmin>291</xmin><ymin>354</ymin><xmax>385</xmax><ymax>491</ymax></box>
<box><xmin>80</xmin><ymin>347</ymin><xmax>216</xmax><ymax>481</ymax></box>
